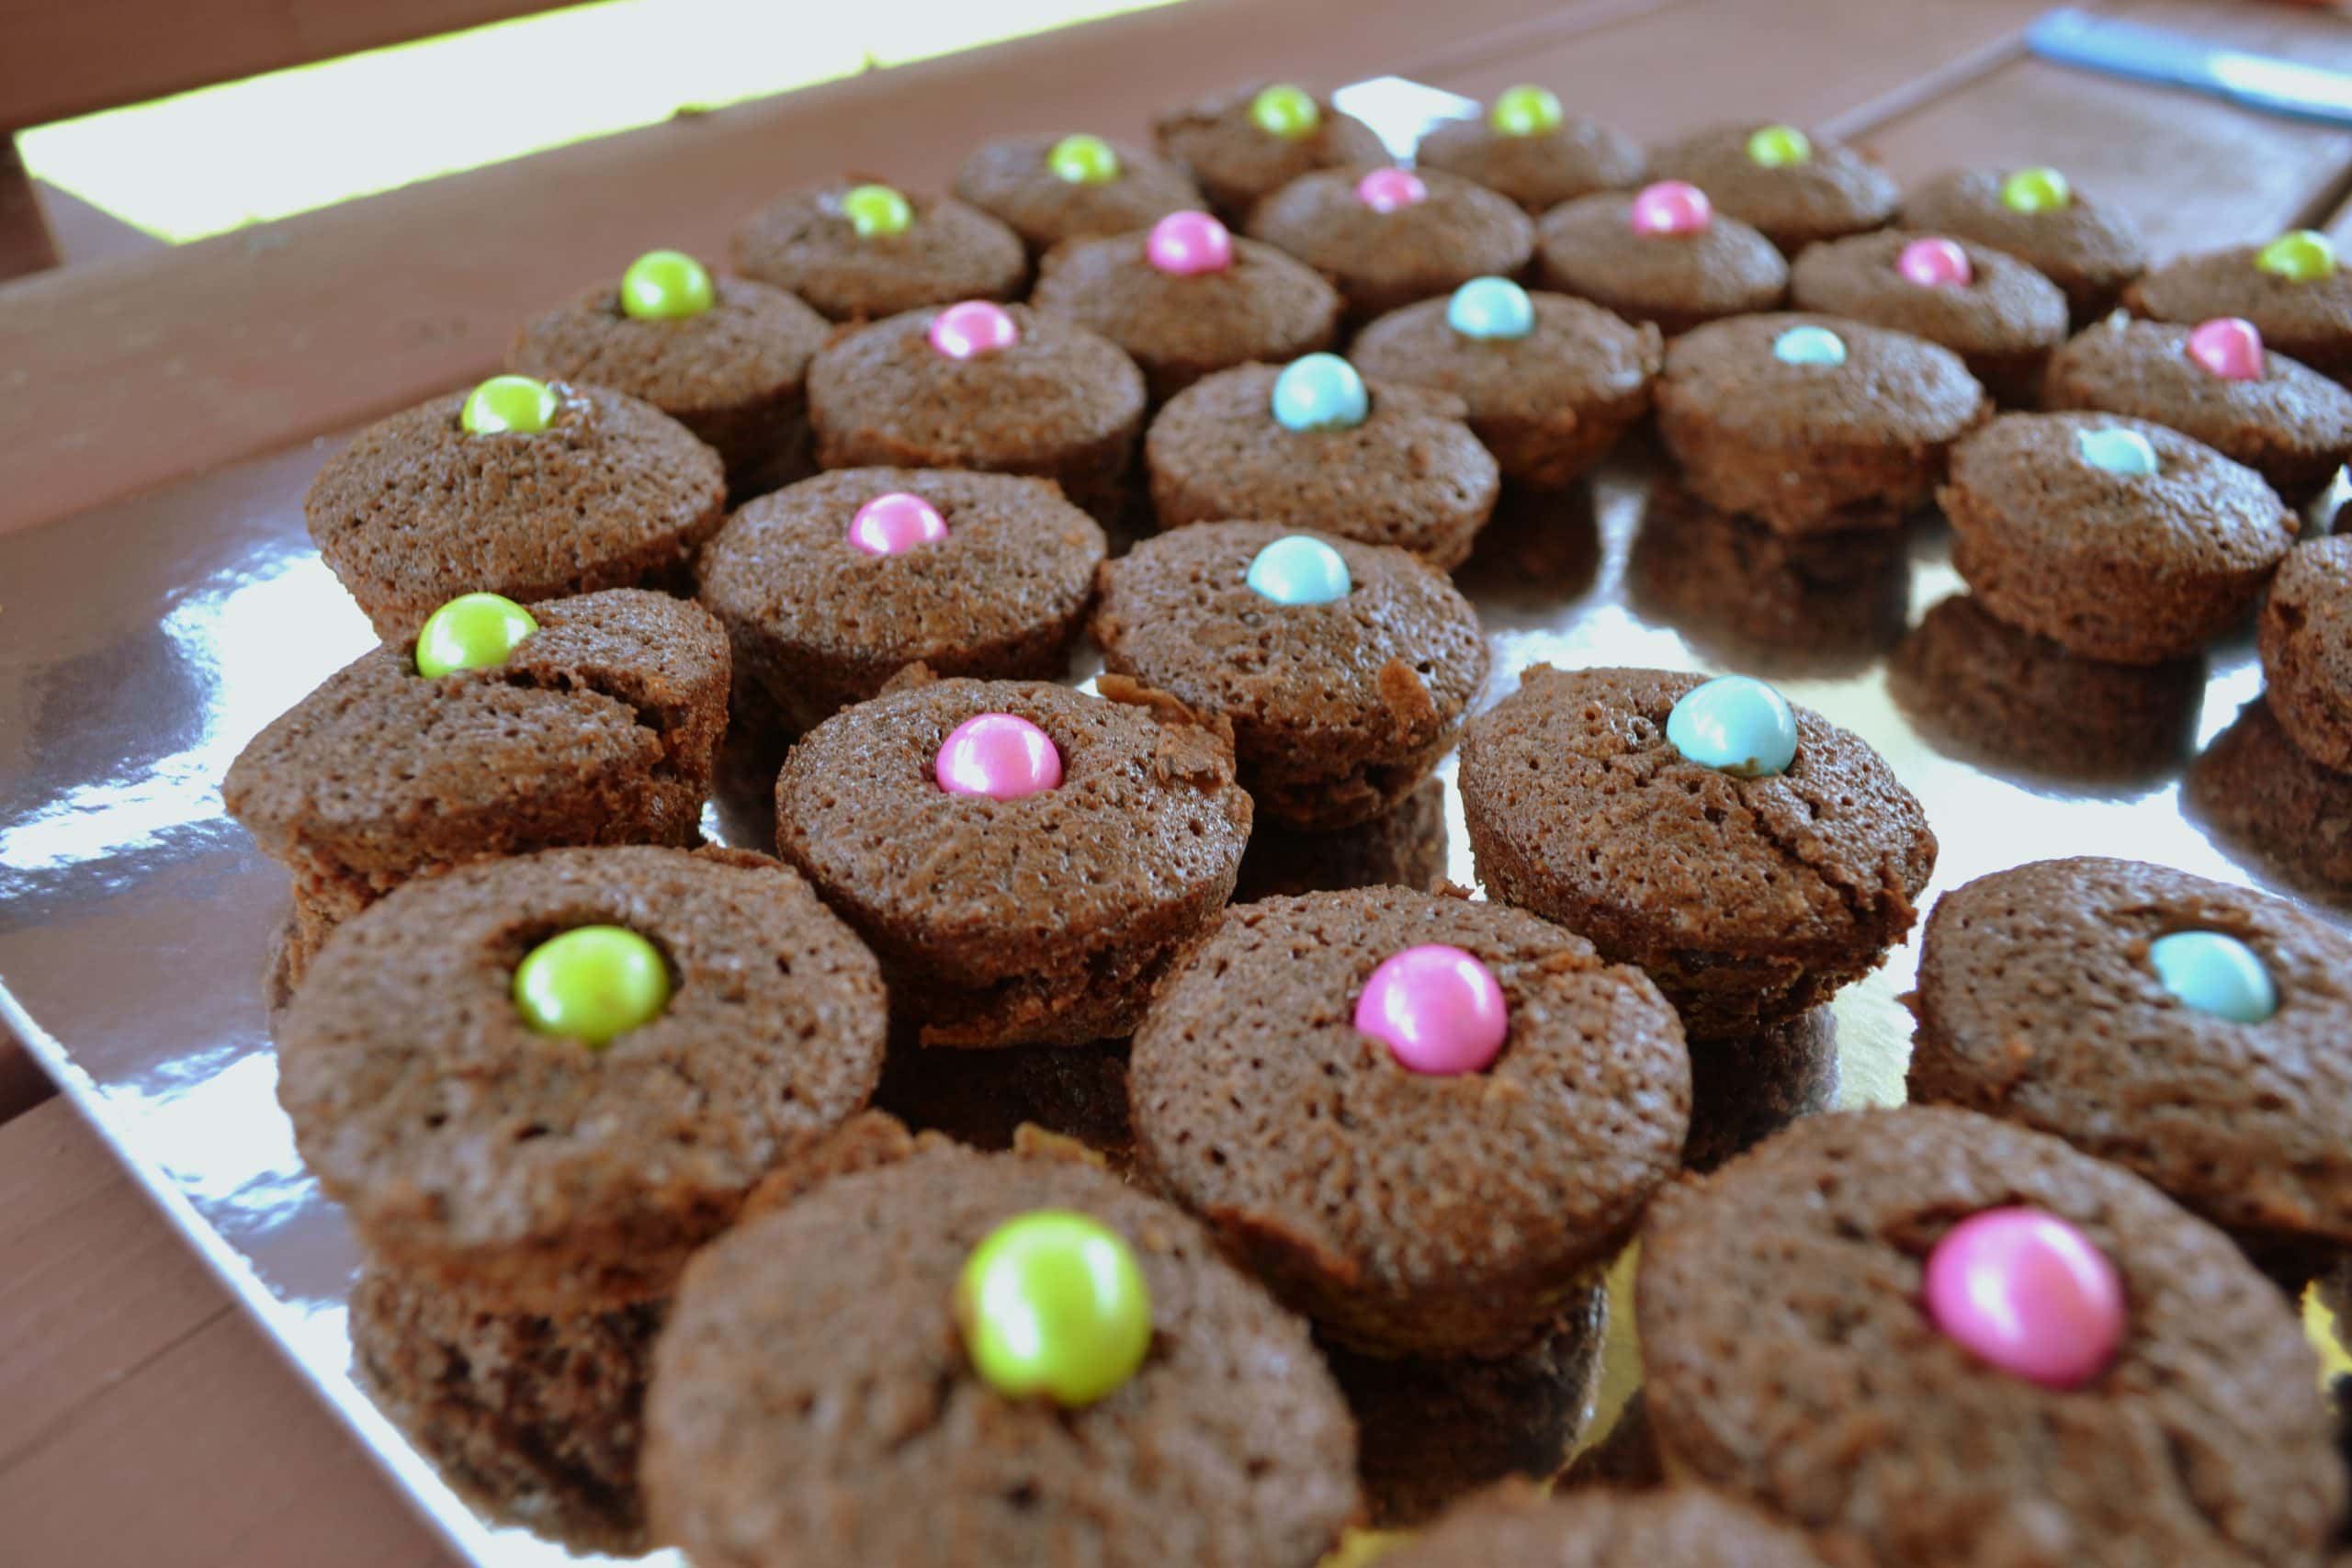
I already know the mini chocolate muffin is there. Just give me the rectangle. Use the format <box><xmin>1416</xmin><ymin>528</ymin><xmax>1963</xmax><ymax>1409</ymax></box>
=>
<box><xmin>275</xmin><ymin>844</ymin><xmax>888</xmax><ymax>1311</ymax></box>
<box><xmin>1030</xmin><ymin>222</ymin><xmax>1342</xmax><ymax>401</ymax></box>
<box><xmin>2044</xmin><ymin>317</ymin><xmax>2352</xmax><ymax>505</ymax></box>
<box><xmin>1902</xmin><ymin>166</ymin><xmax>2149</xmax><ymax>326</ymax></box>
<box><xmin>1145</xmin><ymin>364</ymin><xmax>1500</xmax><ymax>568</ymax></box>
<box><xmin>953</xmin><ymin>133</ymin><xmax>1204</xmax><ymax>256</ymax></box>
<box><xmin>806</xmin><ymin>302</ymin><xmax>1146</xmax><ymax>522</ymax></box>
<box><xmin>773</xmin><ymin>675</ymin><xmax>1250</xmax><ymax>1048</ymax></box>
<box><xmin>1417</xmin><ymin>109</ymin><xmax>1645</xmax><ymax>216</ymax></box>
<box><xmin>1908</xmin><ymin>856</ymin><xmax>2352</xmax><ymax>1269</ymax></box>
<box><xmin>873</xmin><ymin>1035</ymin><xmax>1135</xmax><ymax>1165</ymax></box>
<box><xmin>2188</xmin><ymin>696</ymin><xmax>2352</xmax><ymax>902</ymax></box>
<box><xmin>1681</xmin><ymin>1006</ymin><xmax>1840</xmax><ymax>1175</ymax></box>
<box><xmin>307</xmin><ymin>384</ymin><xmax>727</xmax><ymax>639</ymax></box>
<box><xmin>1939</xmin><ymin>412</ymin><xmax>2298</xmax><ymax>664</ymax></box>
<box><xmin>2128</xmin><ymin>240</ymin><xmax>2352</xmax><ymax>385</ymax></box>
<box><xmin>1351</xmin><ymin>287</ymin><xmax>1663</xmax><ymax>487</ymax></box>
<box><xmin>2261</xmin><ymin>536</ymin><xmax>2352</xmax><ymax>770</ymax></box>
<box><xmin>1648</xmin><ymin>123</ymin><xmax>1899</xmax><ymax>255</ymax></box>
<box><xmin>507</xmin><ymin>270</ymin><xmax>829</xmax><ymax>499</ymax></box>
<box><xmin>1536</xmin><ymin>192</ymin><xmax>1789</xmax><ymax>338</ymax></box>
<box><xmin>1247</xmin><ymin>165</ymin><xmax>1536</xmax><ymax>323</ymax></box>
<box><xmin>1789</xmin><ymin>231</ymin><xmax>2069</xmax><ymax>406</ymax></box>
<box><xmin>223</xmin><ymin>589</ymin><xmax>729</xmax><ymax>988</ymax></box>
<box><xmin>730</xmin><ymin>180</ymin><xmax>1027</xmax><ymax>322</ymax></box>
<box><xmin>641</xmin><ymin>1138</ymin><xmax>1360</xmax><ymax>1568</ymax></box>
<box><xmin>1657</xmin><ymin>313</ymin><xmax>1991</xmax><ymax>536</ymax></box>
<box><xmin>697</xmin><ymin>468</ymin><xmax>1105</xmax><ymax>738</ymax></box>
<box><xmin>1458</xmin><ymin>665</ymin><xmax>1936</xmax><ymax>1041</ymax></box>
<box><xmin>1091</xmin><ymin>522</ymin><xmax>1488</xmax><ymax>830</ymax></box>
<box><xmin>1129</xmin><ymin>886</ymin><xmax>1690</xmax><ymax>1358</ymax></box>
<box><xmin>1152</xmin><ymin>81</ymin><xmax>1389</xmax><ymax>221</ymax></box>
<box><xmin>1638</xmin><ymin>1106</ymin><xmax>2345</xmax><ymax>1568</ymax></box>
<box><xmin>1385</xmin><ymin>1483</ymin><xmax>1834</xmax><ymax>1568</ymax></box>
<box><xmin>1233</xmin><ymin>776</ymin><xmax>1450</xmax><ymax>904</ymax></box>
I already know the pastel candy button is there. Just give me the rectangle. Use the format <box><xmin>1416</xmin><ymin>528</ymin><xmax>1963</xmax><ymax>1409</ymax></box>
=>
<box><xmin>1924</xmin><ymin>1208</ymin><xmax>2125</xmax><ymax>1389</ymax></box>
<box><xmin>1667</xmin><ymin>674</ymin><xmax>1798</xmax><ymax>778</ymax></box>
<box><xmin>513</xmin><ymin>926</ymin><xmax>672</xmax><ymax>1048</ymax></box>
<box><xmin>936</xmin><ymin>713</ymin><xmax>1062</xmax><ymax>799</ymax></box>
<box><xmin>619</xmin><ymin>249</ymin><xmax>715</xmax><ymax>320</ymax></box>
<box><xmin>414</xmin><ymin>592</ymin><xmax>537</xmax><ymax>678</ymax></box>
<box><xmin>1357</xmin><ymin>167</ymin><xmax>1427</xmax><ymax>213</ymax></box>
<box><xmin>841</xmin><ymin>183</ymin><xmax>913</xmax><ymax>239</ymax></box>
<box><xmin>1628</xmin><ymin>180</ymin><xmax>1711</xmax><ymax>238</ymax></box>
<box><xmin>1250</xmin><ymin>84</ymin><xmax>1320</xmax><ymax>140</ymax></box>
<box><xmin>1746</xmin><ymin>124</ymin><xmax>1811</xmax><ymax>168</ymax></box>
<box><xmin>460</xmin><ymin>374</ymin><xmax>561</xmax><ymax>435</ymax></box>
<box><xmin>1147</xmin><ymin>210</ymin><xmax>1234</xmax><ymax>276</ymax></box>
<box><xmin>2000</xmin><ymin>166</ymin><xmax>2071</xmax><ymax>214</ymax></box>
<box><xmin>2076</xmin><ymin>426</ymin><xmax>2158</xmax><ymax>476</ymax></box>
<box><xmin>1897</xmin><ymin>236</ymin><xmax>1972</xmax><ymax>289</ymax></box>
<box><xmin>1246</xmin><ymin>535</ymin><xmax>1351</xmax><ymax>604</ymax></box>
<box><xmin>2148</xmin><ymin>931</ymin><xmax>2277</xmax><ymax>1022</ymax></box>
<box><xmin>957</xmin><ymin>1211</ymin><xmax>1152</xmax><ymax>1406</ymax></box>
<box><xmin>1048</xmin><ymin>132</ymin><xmax>1120</xmax><ymax>186</ymax></box>
<box><xmin>1271</xmin><ymin>353</ymin><xmax>1369</xmax><ymax>432</ymax></box>
<box><xmin>2256</xmin><ymin>230</ymin><xmax>2335</xmax><ymax>284</ymax></box>
<box><xmin>1446</xmin><ymin>276</ymin><xmax>1534</xmax><ymax>340</ymax></box>
<box><xmin>1490</xmin><ymin>85</ymin><xmax>1563</xmax><ymax>138</ymax></box>
<box><xmin>2187</xmin><ymin>318</ymin><xmax>2264</xmax><ymax>381</ymax></box>
<box><xmin>1771</xmin><ymin>324</ymin><xmax>1847</xmax><ymax>367</ymax></box>
<box><xmin>847</xmin><ymin>491</ymin><xmax>948</xmax><ymax>557</ymax></box>
<box><xmin>1355</xmin><ymin>943</ymin><xmax>1509</xmax><ymax>1076</ymax></box>
<box><xmin>929</xmin><ymin>299</ymin><xmax>1020</xmax><ymax>359</ymax></box>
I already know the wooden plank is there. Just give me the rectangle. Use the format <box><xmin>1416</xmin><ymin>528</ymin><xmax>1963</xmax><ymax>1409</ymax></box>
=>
<box><xmin>0</xmin><ymin>134</ymin><xmax>58</xmax><ymax>281</ymax></box>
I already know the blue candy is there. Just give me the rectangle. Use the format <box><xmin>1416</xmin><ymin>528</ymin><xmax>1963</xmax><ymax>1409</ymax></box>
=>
<box><xmin>1271</xmin><ymin>353</ymin><xmax>1370</xmax><ymax>432</ymax></box>
<box><xmin>2076</xmin><ymin>426</ymin><xmax>2159</xmax><ymax>476</ymax></box>
<box><xmin>1245</xmin><ymin>535</ymin><xmax>1352</xmax><ymax>605</ymax></box>
<box><xmin>2148</xmin><ymin>931</ymin><xmax>2277</xmax><ymax>1023</ymax></box>
<box><xmin>1770</xmin><ymin>325</ymin><xmax>1847</xmax><ymax>367</ymax></box>
<box><xmin>1666</xmin><ymin>674</ymin><xmax>1799</xmax><ymax>778</ymax></box>
<box><xmin>1446</xmin><ymin>276</ymin><xmax>1535</xmax><ymax>341</ymax></box>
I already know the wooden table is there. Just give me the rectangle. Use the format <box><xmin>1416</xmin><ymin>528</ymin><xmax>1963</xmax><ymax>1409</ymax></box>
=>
<box><xmin>5</xmin><ymin>0</ymin><xmax>2351</xmax><ymax>1562</ymax></box>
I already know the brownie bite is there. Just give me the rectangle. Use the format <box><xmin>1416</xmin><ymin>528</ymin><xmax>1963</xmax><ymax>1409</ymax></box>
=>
<box><xmin>1385</xmin><ymin>1483</ymin><xmax>1834</xmax><ymax>1568</ymax></box>
<box><xmin>1649</xmin><ymin>122</ymin><xmax>1896</xmax><ymax>254</ymax></box>
<box><xmin>1248</xmin><ymin>165</ymin><xmax>1535</xmax><ymax>323</ymax></box>
<box><xmin>1789</xmin><ymin>231</ymin><xmax>2069</xmax><ymax>406</ymax></box>
<box><xmin>1939</xmin><ymin>412</ymin><xmax>2297</xmax><ymax>664</ymax></box>
<box><xmin>1145</xmin><ymin>361</ymin><xmax>1500</xmax><ymax>568</ymax></box>
<box><xmin>2128</xmin><ymin>232</ymin><xmax>2352</xmax><ymax>385</ymax></box>
<box><xmin>1639</xmin><ymin>1107</ymin><xmax>2344</xmax><ymax>1568</ymax></box>
<box><xmin>1092</xmin><ymin>522</ymin><xmax>1487</xmax><ymax>830</ymax></box>
<box><xmin>1351</xmin><ymin>283</ymin><xmax>1663</xmax><ymax>487</ymax></box>
<box><xmin>1233</xmin><ymin>776</ymin><xmax>1450</xmax><ymax>904</ymax></box>
<box><xmin>223</xmin><ymin>589</ymin><xmax>728</xmax><ymax>988</ymax></box>
<box><xmin>773</xmin><ymin>675</ymin><xmax>1250</xmax><ymax>1047</ymax></box>
<box><xmin>1130</xmin><ymin>886</ymin><xmax>1690</xmax><ymax>1358</ymax></box>
<box><xmin>1902</xmin><ymin>165</ymin><xmax>2149</xmax><ymax>325</ymax></box>
<box><xmin>306</xmin><ymin>383</ymin><xmax>726</xmax><ymax>638</ymax></box>
<box><xmin>1681</xmin><ymin>1006</ymin><xmax>1840</xmax><ymax>1175</ymax></box>
<box><xmin>697</xmin><ymin>468</ymin><xmax>1105</xmax><ymax>738</ymax></box>
<box><xmin>1656</xmin><ymin>313</ymin><xmax>1991</xmax><ymax>536</ymax></box>
<box><xmin>1416</xmin><ymin>92</ymin><xmax>1645</xmax><ymax>216</ymax></box>
<box><xmin>1152</xmin><ymin>80</ymin><xmax>1389</xmax><ymax>221</ymax></box>
<box><xmin>642</xmin><ymin>1137</ymin><xmax>1359</xmax><ymax>1568</ymax></box>
<box><xmin>2188</xmin><ymin>696</ymin><xmax>2352</xmax><ymax>902</ymax></box>
<box><xmin>730</xmin><ymin>179</ymin><xmax>1027</xmax><ymax>322</ymax></box>
<box><xmin>1459</xmin><ymin>665</ymin><xmax>1936</xmax><ymax>1041</ymax></box>
<box><xmin>806</xmin><ymin>301</ymin><xmax>1146</xmax><ymax>522</ymax></box>
<box><xmin>1536</xmin><ymin>189</ymin><xmax>1789</xmax><ymax>337</ymax></box>
<box><xmin>2043</xmin><ymin>316</ymin><xmax>2352</xmax><ymax>505</ymax></box>
<box><xmin>2261</xmin><ymin>536</ymin><xmax>2352</xmax><ymax>772</ymax></box>
<box><xmin>954</xmin><ymin>132</ymin><xmax>1204</xmax><ymax>256</ymax></box>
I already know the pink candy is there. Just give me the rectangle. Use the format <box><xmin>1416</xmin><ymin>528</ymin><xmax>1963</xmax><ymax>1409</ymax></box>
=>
<box><xmin>1897</xmin><ymin>236</ymin><xmax>1973</xmax><ymax>288</ymax></box>
<box><xmin>2187</xmin><ymin>316</ymin><xmax>2264</xmax><ymax>380</ymax></box>
<box><xmin>928</xmin><ymin>299</ymin><xmax>1020</xmax><ymax>359</ymax></box>
<box><xmin>1148</xmin><ymin>210</ymin><xmax>1234</xmax><ymax>276</ymax></box>
<box><xmin>846</xmin><ymin>491</ymin><xmax>948</xmax><ymax>557</ymax></box>
<box><xmin>1627</xmin><ymin>180</ymin><xmax>1711</xmax><ymax>237</ymax></box>
<box><xmin>1355</xmin><ymin>168</ymin><xmax>1428</xmax><ymax>214</ymax></box>
<box><xmin>935</xmin><ymin>713</ymin><xmax>1062</xmax><ymax>799</ymax></box>
<box><xmin>1924</xmin><ymin>1208</ymin><xmax>2124</xmax><ymax>1389</ymax></box>
<box><xmin>1354</xmin><ymin>943</ymin><xmax>1509</xmax><ymax>1076</ymax></box>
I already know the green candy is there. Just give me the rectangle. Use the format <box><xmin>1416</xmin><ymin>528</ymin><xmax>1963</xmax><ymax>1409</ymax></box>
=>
<box><xmin>620</xmin><ymin>249</ymin><xmax>715</xmax><ymax>320</ymax></box>
<box><xmin>956</xmin><ymin>1211</ymin><xmax>1152</xmax><ymax>1406</ymax></box>
<box><xmin>1047</xmin><ymin>132</ymin><xmax>1120</xmax><ymax>186</ymax></box>
<box><xmin>2256</xmin><ymin>230</ymin><xmax>2336</xmax><ymax>284</ymax></box>
<box><xmin>841</xmin><ymin>183</ymin><xmax>913</xmax><ymax>240</ymax></box>
<box><xmin>460</xmin><ymin>375</ymin><xmax>560</xmax><ymax>435</ymax></box>
<box><xmin>1250</xmin><ymin>84</ymin><xmax>1320</xmax><ymax>141</ymax></box>
<box><xmin>1489</xmin><ymin>85</ymin><xmax>1562</xmax><ymax>138</ymax></box>
<box><xmin>2000</xmin><ymin>166</ymin><xmax>2071</xmax><ymax>215</ymax></box>
<box><xmin>513</xmin><ymin>926</ymin><xmax>672</xmax><ymax>1048</ymax></box>
<box><xmin>1746</xmin><ymin>124</ymin><xmax>1811</xmax><ymax>168</ymax></box>
<box><xmin>414</xmin><ymin>592</ymin><xmax>537</xmax><ymax>678</ymax></box>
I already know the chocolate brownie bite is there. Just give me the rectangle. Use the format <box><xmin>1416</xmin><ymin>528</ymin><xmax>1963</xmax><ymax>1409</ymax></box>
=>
<box><xmin>1233</xmin><ymin>776</ymin><xmax>1449</xmax><ymax>904</ymax></box>
<box><xmin>2128</xmin><ymin>231</ymin><xmax>2352</xmax><ymax>385</ymax></box>
<box><xmin>1385</xmin><ymin>1483</ymin><xmax>1834</xmax><ymax>1568</ymax></box>
<box><xmin>1789</xmin><ymin>231</ymin><xmax>2068</xmax><ymax>406</ymax></box>
<box><xmin>1902</xmin><ymin>165</ymin><xmax>2149</xmax><ymax>326</ymax></box>
<box><xmin>1130</xmin><ymin>886</ymin><xmax>1690</xmax><ymax>1358</ymax></box>
<box><xmin>1681</xmin><ymin>1006</ymin><xmax>1840</xmax><ymax>1175</ymax></box>
<box><xmin>1092</xmin><ymin>522</ymin><xmax>1487</xmax><ymax>830</ymax></box>
<box><xmin>1639</xmin><ymin>1106</ymin><xmax>2345</xmax><ymax>1568</ymax></box>
<box><xmin>1248</xmin><ymin>165</ymin><xmax>1535</xmax><ymax>324</ymax></box>
<box><xmin>806</xmin><ymin>301</ymin><xmax>1146</xmax><ymax>522</ymax></box>
<box><xmin>306</xmin><ymin>381</ymin><xmax>727</xmax><ymax>638</ymax></box>
<box><xmin>642</xmin><ymin>1138</ymin><xmax>1359</xmax><ymax>1568</ymax></box>
<box><xmin>953</xmin><ymin>132</ymin><xmax>1204</xmax><ymax>257</ymax></box>
<box><xmin>1656</xmin><ymin>313</ymin><xmax>1990</xmax><ymax>536</ymax></box>
<box><xmin>223</xmin><ymin>589</ymin><xmax>728</xmax><ymax>988</ymax></box>
<box><xmin>1145</xmin><ymin>360</ymin><xmax>1500</xmax><ymax>568</ymax></box>
<box><xmin>773</xmin><ymin>675</ymin><xmax>1250</xmax><ymax>1048</ymax></box>
<box><xmin>1029</xmin><ymin>212</ymin><xmax>1342</xmax><ymax>401</ymax></box>
<box><xmin>1417</xmin><ymin>86</ymin><xmax>1645</xmax><ymax>216</ymax></box>
<box><xmin>1458</xmin><ymin>665</ymin><xmax>1936</xmax><ymax>1041</ymax></box>
<box><xmin>696</xmin><ymin>468</ymin><xmax>1104</xmax><ymax>738</ymax></box>
<box><xmin>2188</xmin><ymin>696</ymin><xmax>2352</xmax><ymax>903</ymax></box>
<box><xmin>730</xmin><ymin>179</ymin><xmax>1027</xmax><ymax>322</ymax></box>
<box><xmin>1351</xmin><ymin>281</ymin><xmax>1662</xmax><ymax>488</ymax></box>
<box><xmin>2262</xmin><ymin>536</ymin><xmax>2352</xmax><ymax>770</ymax></box>
<box><xmin>1536</xmin><ymin>186</ymin><xmax>1789</xmax><ymax>338</ymax></box>
<box><xmin>275</xmin><ymin>844</ymin><xmax>888</xmax><ymax>1311</ymax></box>
<box><xmin>873</xmin><ymin>1036</ymin><xmax>1135</xmax><ymax>1165</ymax></box>
<box><xmin>1939</xmin><ymin>412</ymin><xmax>2297</xmax><ymax>664</ymax></box>
<box><xmin>1648</xmin><ymin>122</ymin><xmax>1898</xmax><ymax>255</ymax></box>
<box><xmin>1152</xmin><ymin>80</ymin><xmax>1389</xmax><ymax>222</ymax></box>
